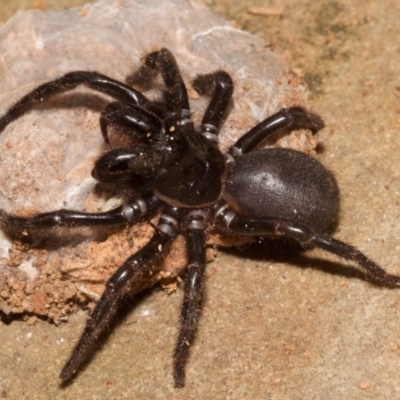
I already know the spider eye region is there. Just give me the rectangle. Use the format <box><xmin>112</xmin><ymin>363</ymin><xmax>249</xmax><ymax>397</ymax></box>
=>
<box><xmin>153</xmin><ymin>127</ymin><xmax>226</xmax><ymax>207</ymax></box>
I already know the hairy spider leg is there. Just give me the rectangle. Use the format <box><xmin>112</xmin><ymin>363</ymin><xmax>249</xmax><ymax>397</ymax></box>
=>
<box><xmin>192</xmin><ymin>71</ymin><xmax>234</xmax><ymax>139</ymax></box>
<box><xmin>95</xmin><ymin>100</ymin><xmax>168</xmax><ymax>193</ymax></box>
<box><xmin>130</xmin><ymin>48</ymin><xmax>191</xmax><ymax>119</ymax></box>
<box><xmin>0</xmin><ymin>193</ymin><xmax>163</xmax><ymax>241</ymax></box>
<box><xmin>92</xmin><ymin>146</ymin><xmax>165</xmax><ymax>183</ymax></box>
<box><xmin>215</xmin><ymin>209</ymin><xmax>400</xmax><ymax>287</ymax></box>
<box><xmin>0</xmin><ymin>71</ymin><xmax>149</xmax><ymax>133</ymax></box>
<box><xmin>60</xmin><ymin>206</ymin><xmax>183</xmax><ymax>383</ymax></box>
<box><xmin>99</xmin><ymin>102</ymin><xmax>163</xmax><ymax>145</ymax></box>
<box><xmin>174</xmin><ymin>210</ymin><xmax>207</xmax><ymax>388</ymax></box>
<box><xmin>230</xmin><ymin>107</ymin><xmax>325</xmax><ymax>156</ymax></box>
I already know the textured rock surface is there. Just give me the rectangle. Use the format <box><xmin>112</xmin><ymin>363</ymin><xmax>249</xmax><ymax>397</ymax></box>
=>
<box><xmin>0</xmin><ymin>0</ymin><xmax>314</xmax><ymax>321</ymax></box>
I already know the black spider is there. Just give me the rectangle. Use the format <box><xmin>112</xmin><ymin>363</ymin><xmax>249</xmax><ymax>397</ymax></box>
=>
<box><xmin>0</xmin><ymin>48</ymin><xmax>399</xmax><ymax>388</ymax></box>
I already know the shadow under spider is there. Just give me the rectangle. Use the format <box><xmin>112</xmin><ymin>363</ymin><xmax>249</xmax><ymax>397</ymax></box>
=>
<box><xmin>220</xmin><ymin>238</ymin><xmax>395</xmax><ymax>288</ymax></box>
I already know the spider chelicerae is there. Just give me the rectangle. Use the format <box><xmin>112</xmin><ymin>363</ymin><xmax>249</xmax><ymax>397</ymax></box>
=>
<box><xmin>0</xmin><ymin>48</ymin><xmax>399</xmax><ymax>387</ymax></box>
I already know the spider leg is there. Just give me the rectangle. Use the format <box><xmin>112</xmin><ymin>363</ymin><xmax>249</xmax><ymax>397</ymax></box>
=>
<box><xmin>230</xmin><ymin>107</ymin><xmax>325</xmax><ymax>156</ymax></box>
<box><xmin>0</xmin><ymin>193</ymin><xmax>162</xmax><ymax>240</ymax></box>
<box><xmin>60</xmin><ymin>206</ymin><xmax>183</xmax><ymax>383</ymax></box>
<box><xmin>192</xmin><ymin>71</ymin><xmax>234</xmax><ymax>141</ymax></box>
<box><xmin>174</xmin><ymin>210</ymin><xmax>207</xmax><ymax>388</ymax></box>
<box><xmin>0</xmin><ymin>71</ymin><xmax>149</xmax><ymax>133</ymax></box>
<box><xmin>100</xmin><ymin>101</ymin><xmax>163</xmax><ymax>145</ymax></box>
<box><xmin>129</xmin><ymin>48</ymin><xmax>190</xmax><ymax>118</ymax></box>
<box><xmin>92</xmin><ymin>145</ymin><xmax>165</xmax><ymax>183</ymax></box>
<box><xmin>215</xmin><ymin>208</ymin><xmax>400</xmax><ymax>287</ymax></box>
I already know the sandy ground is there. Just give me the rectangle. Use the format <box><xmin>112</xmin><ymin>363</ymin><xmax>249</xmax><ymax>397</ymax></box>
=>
<box><xmin>0</xmin><ymin>0</ymin><xmax>400</xmax><ymax>399</ymax></box>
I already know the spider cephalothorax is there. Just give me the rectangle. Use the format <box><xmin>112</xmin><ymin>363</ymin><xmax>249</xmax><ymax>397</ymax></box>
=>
<box><xmin>0</xmin><ymin>48</ymin><xmax>399</xmax><ymax>388</ymax></box>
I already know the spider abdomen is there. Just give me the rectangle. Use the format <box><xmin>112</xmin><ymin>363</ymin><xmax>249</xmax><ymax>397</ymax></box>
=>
<box><xmin>223</xmin><ymin>148</ymin><xmax>339</xmax><ymax>233</ymax></box>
